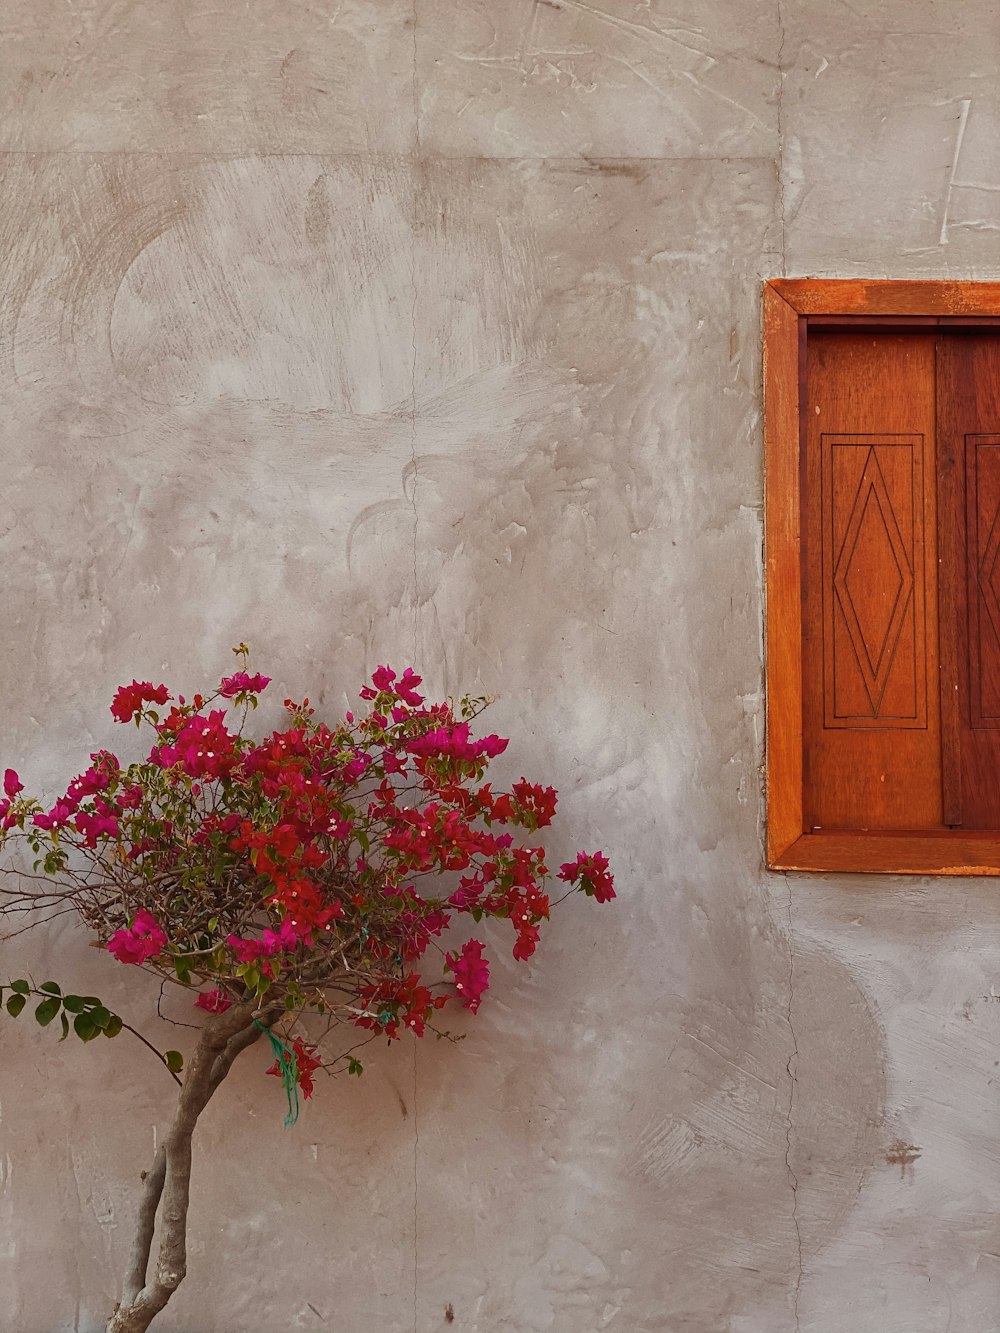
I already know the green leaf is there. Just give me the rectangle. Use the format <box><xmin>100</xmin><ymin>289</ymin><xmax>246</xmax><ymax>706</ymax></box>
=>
<box><xmin>73</xmin><ymin>1013</ymin><xmax>99</xmax><ymax>1042</ymax></box>
<box><xmin>89</xmin><ymin>1006</ymin><xmax>112</xmax><ymax>1030</ymax></box>
<box><xmin>164</xmin><ymin>1050</ymin><xmax>184</xmax><ymax>1074</ymax></box>
<box><xmin>61</xmin><ymin>995</ymin><xmax>85</xmax><ymax>1014</ymax></box>
<box><xmin>59</xmin><ymin>1013</ymin><xmax>70</xmax><ymax>1041</ymax></box>
<box><xmin>102</xmin><ymin>1014</ymin><xmax>123</xmax><ymax>1038</ymax></box>
<box><xmin>39</xmin><ymin>981</ymin><xmax>61</xmax><ymax>996</ymax></box>
<box><xmin>6</xmin><ymin>994</ymin><xmax>26</xmax><ymax>1017</ymax></box>
<box><xmin>347</xmin><ymin>1058</ymin><xmax>364</xmax><ymax>1077</ymax></box>
<box><xmin>9</xmin><ymin>979</ymin><xmax>30</xmax><ymax>995</ymax></box>
<box><xmin>34</xmin><ymin>997</ymin><xmax>61</xmax><ymax>1027</ymax></box>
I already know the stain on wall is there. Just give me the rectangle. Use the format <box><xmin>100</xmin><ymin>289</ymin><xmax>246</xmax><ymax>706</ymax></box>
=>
<box><xmin>0</xmin><ymin>1</ymin><xmax>998</xmax><ymax>1330</ymax></box>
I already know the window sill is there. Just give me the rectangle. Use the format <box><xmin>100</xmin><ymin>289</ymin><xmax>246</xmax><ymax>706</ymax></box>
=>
<box><xmin>769</xmin><ymin>830</ymin><xmax>1000</xmax><ymax>876</ymax></box>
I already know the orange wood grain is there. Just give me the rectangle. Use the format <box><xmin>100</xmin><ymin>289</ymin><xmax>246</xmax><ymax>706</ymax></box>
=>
<box><xmin>771</xmin><ymin>279</ymin><xmax>1000</xmax><ymax>317</ymax></box>
<box><xmin>763</xmin><ymin>279</ymin><xmax>1000</xmax><ymax>874</ymax></box>
<box><xmin>937</xmin><ymin>332</ymin><xmax>1000</xmax><ymax>828</ymax></box>
<box><xmin>772</xmin><ymin>830</ymin><xmax>1000</xmax><ymax>876</ymax></box>
<box><xmin>802</xmin><ymin>332</ymin><xmax>940</xmax><ymax>831</ymax></box>
<box><xmin>763</xmin><ymin>283</ymin><xmax>803</xmax><ymax>864</ymax></box>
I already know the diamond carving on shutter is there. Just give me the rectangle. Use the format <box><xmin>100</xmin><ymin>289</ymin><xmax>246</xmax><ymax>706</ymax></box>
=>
<box><xmin>834</xmin><ymin>448</ymin><xmax>913</xmax><ymax>712</ymax></box>
<box><xmin>822</xmin><ymin>435</ymin><xmax>926</xmax><ymax>728</ymax></box>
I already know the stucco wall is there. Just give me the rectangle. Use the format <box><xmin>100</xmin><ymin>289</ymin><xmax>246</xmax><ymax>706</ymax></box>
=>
<box><xmin>1</xmin><ymin>3</ymin><xmax>999</xmax><ymax>1331</ymax></box>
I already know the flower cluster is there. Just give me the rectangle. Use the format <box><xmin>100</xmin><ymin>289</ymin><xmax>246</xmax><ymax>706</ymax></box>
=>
<box><xmin>266</xmin><ymin>1036</ymin><xmax>322</xmax><ymax>1100</ymax></box>
<box><xmin>107</xmin><ymin>910</ymin><xmax>168</xmax><ymax>966</ymax></box>
<box><xmin>0</xmin><ymin>650</ymin><xmax>615</xmax><ymax>1101</ymax></box>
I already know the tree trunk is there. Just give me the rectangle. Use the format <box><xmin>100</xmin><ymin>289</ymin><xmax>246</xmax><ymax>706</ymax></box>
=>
<box><xmin>106</xmin><ymin>1005</ymin><xmax>268</xmax><ymax>1333</ymax></box>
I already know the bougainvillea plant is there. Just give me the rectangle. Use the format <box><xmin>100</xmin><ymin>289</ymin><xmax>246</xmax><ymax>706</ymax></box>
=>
<box><xmin>0</xmin><ymin>647</ymin><xmax>614</xmax><ymax>1332</ymax></box>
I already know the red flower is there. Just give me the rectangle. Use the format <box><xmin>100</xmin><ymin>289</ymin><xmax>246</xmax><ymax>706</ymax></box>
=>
<box><xmin>110</xmin><ymin>681</ymin><xmax>170</xmax><ymax>724</ymax></box>
<box><xmin>360</xmin><ymin>665</ymin><xmax>425</xmax><ymax>706</ymax></box>
<box><xmin>447</xmin><ymin>938</ymin><xmax>491</xmax><ymax>1012</ymax></box>
<box><xmin>557</xmin><ymin>851</ymin><xmax>615</xmax><ymax>902</ymax></box>
<box><xmin>194</xmin><ymin>989</ymin><xmax>232</xmax><ymax>1014</ymax></box>
<box><xmin>3</xmin><ymin>769</ymin><xmax>22</xmax><ymax>799</ymax></box>
<box><xmin>267</xmin><ymin>1036</ymin><xmax>321</xmax><ymax>1099</ymax></box>
<box><xmin>107</xmin><ymin>910</ymin><xmax>167</xmax><ymax>965</ymax></box>
<box><xmin>151</xmin><ymin>710</ymin><xmax>238</xmax><ymax>780</ymax></box>
<box><xmin>353</xmin><ymin>972</ymin><xmax>440</xmax><ymax>1039</ymax></box>
<box><xmin>407</xmin><ymin>723</ymin><xmax>507</xmax><ymax>764</ymax></box>
<box><xmin>73</xmin><ymin>809</ymin><xmax>119</xmax><ymax>846</ymax></box>
<box><xmin>33</xmin><ymin>798</ymin><xmax>79</xmax><ymax>831</ymax></box>
<box><xmin>511</xmin><ymin>780</ymin><xmax>558</xmax><ymax>829</ymax></box>
<box><xmin>396</xmin><ymin>668</ymin><xmax>424</xmax><ymax>707</ymax></box>
<box><xmin>219</xmin><ymin>671</ymin><xmax>271</xmax><ymax>698</ymax></box>
<box><xmin>360</xmin><ymin>665</ymin><xmax>396</xmax><ymax>700</ymax></box>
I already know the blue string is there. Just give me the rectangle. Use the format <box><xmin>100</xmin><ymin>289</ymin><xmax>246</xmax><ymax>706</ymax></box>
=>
<box><xmin>254</xmin><ymin>1019</ymin><xmax>300</xmax><ymax>1127</ymax></box>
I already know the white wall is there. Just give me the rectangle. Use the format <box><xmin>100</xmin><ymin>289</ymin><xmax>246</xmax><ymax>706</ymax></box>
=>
<box><xmin>1</xmin><ymin>3</ymin><xmax>999</xmax><ymax>1330</ymax></box>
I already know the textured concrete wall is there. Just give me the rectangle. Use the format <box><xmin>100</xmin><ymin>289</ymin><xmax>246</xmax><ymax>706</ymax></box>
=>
<box><xmin>1</xmin><ymin>3</ymin><xmax>999</xmax><ymax>1331</ymax></box>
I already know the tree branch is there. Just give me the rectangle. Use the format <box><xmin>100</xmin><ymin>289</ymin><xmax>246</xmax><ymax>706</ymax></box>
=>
<box><xmin>107</xmin><ymin>1003</ymin><xmax>260</xmax><ymax>1333</ymax></box>
<box><xmin>120</xmin><ymin>1146</ymin><xmax>166</xmax><ymax>1306</ymax></box>
<box><xmin>120</xmin><ymin>1023</ymin><xmax>183</xmax><ymax>1088</ymax></box>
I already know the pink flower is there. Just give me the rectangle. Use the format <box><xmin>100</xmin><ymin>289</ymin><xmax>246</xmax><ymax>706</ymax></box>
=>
<box><xmin>476</xmin><ymin>734</ymin><xmax>509</xmax><ymax>759</ymax></box>
<box><xmin>361</xmin><ymin>666</ymin><xmax>424</xmax><ymax>706</ymax></box>
<box><xmin>447</xmin><ymin>938</ymin><xmax>491</xmax><ymax>1012</ymax></box>
<box><xmin>33</xmin><ymin>798</ymin><xmax>79</xmax><ymax>831</ymax></box>
<box><xmin>3</xmin><ymin>769</ymin><xmax>22</xmax><ymax>799</ymax></box>
<box><xmin>227</xmin><ymin>917</ymin><xmax>299</xmax><ymax>964</ymax></box>
<box><xmin>111</xmin><ymin>681</ymin><xmax>170</xmax><ymax>724</ymax></box>
<box><xmin>194</xmin><ymin>989</ymin><xmax>232</xmax><ymax>1014</ymax></box>
<box><xmin>396</xmin><ymin>669</ymin><xmax>424</xmax><ymax>707</ymax></box>
<box><xmin>226</xmin><ymin>935</ymin><xmax>267</xmax><ymax>965</ymax></box>
<box><xmin>107</xmin><ymin>909</ymin><xmax>168</xmax><ymax>965</ymax></box>
<box><xmin>152</xmin><ymin>710</ymin><xmax>237</xmax><ymax>780</ymax></box>
<box><xmin>261</xmin><ymin>917</ymin><xmax>299</xmax><ymax>954</ymax></box>
<box><xmin>407</xmin><ymin>723</ymin><xmax>508</xmax><ymax>763</ymax></box>
<box><xmin>66</xmin><ymin>762</ymin><xmax>112</xmax><ymax>803</ymax></box>
<box><xmin>219</xmin><ymin>671</ymin><xmax>271</xmax><ymax>698</ymax></box>
<box><xmin>74</xmin><ymin>810</ymin><xmax>119</xmax><ymax>846</ymax></box>
<box><xmin>557</xmin><ymin>851</ymin><xmax>615</xmax><ymax>903</ymax></box>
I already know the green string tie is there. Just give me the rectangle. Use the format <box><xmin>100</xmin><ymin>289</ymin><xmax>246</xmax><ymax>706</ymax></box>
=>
<box><xmin>255</xmin><ymin>1019</ymin><xmax>300</xmax><ymax>1127</ymax></box>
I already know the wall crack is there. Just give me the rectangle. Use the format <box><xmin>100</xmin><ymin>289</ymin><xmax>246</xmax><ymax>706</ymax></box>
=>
<box><xmin>409</xmin><ymin>0</ymin><xmax>421</xmax><ymax>667</ymax></box>
<box><xmin>784</xmin><ymin>879</ymin><xmax>803</xmax><ymax>1333</ymax></box>
<box><xmin>776</xmin><ymin>0</ymin><xmax>787</xmax><ymax>272</ymax></box>
<box><xmin>411</xmin><ymin>12</ymin><xmax>421</xmax><ymax>1333</ymax></box>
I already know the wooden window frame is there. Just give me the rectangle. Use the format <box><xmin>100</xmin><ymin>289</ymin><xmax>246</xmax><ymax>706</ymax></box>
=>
<box><xmin>764</xmin><ymin>279</ymin><xmax>1000</xmax><ymax>876</ymax></box>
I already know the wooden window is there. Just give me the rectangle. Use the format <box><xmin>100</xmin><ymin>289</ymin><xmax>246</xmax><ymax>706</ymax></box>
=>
<box><xmin>764</xmin><ymin>280</ymin><xmax>1000</xmax><ymax>874</ymax></box>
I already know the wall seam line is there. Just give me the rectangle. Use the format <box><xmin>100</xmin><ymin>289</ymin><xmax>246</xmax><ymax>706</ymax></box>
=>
<box><xmin>784</xmin><ymin>877</ymin><xmax>803</xmax><ymax>1332</ymax></box>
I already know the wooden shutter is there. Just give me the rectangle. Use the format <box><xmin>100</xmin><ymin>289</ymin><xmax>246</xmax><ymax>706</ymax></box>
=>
<box><xmin>938</xmin><ymin>331</ymin><xmax>1000</xmax><ymax>828</ymax></box>
<box><xmin>802</xmin><ymin>332</ymin><xmax>940</xmax><ymax>830</ymax></box>
<box><xmin>765</xmin><ymin>281</ymin><xmax>1000</xmax><ymax>874</ymax></box>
